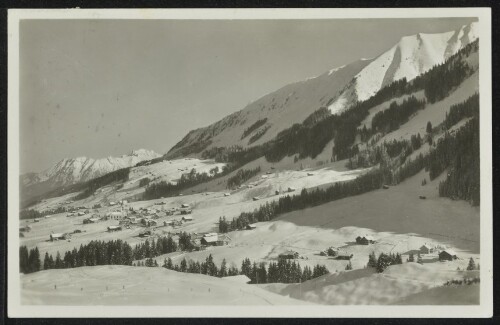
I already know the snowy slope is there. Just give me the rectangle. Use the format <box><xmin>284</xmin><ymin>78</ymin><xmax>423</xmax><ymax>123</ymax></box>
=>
<box><xmin>167</xmin><ymin>23</ymin><xmax>478</xmax><ymax>159</ymax></box>
<box><xmin>328</xmin><ymin>23</ymin><xmax>479</xmax><ymax>113</ymax></box>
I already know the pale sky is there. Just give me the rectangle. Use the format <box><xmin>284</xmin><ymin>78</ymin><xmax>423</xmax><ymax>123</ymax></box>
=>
<box><xmin>20</xmin><ymin>17</ymin><xmax>476</xmax><ymax>173</ymax></box>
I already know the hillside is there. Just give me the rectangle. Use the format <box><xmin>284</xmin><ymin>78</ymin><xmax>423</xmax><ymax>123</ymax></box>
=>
<box><xmin>166</xmin><ymin>23</ymin><xmax>478</xmax><ymax>159</ymax></box>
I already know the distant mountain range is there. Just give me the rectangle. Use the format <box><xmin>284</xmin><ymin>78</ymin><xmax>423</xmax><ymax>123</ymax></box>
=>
<box><xmin>20</xmin><ymin>149</ymin><xmax>160</xmax><ymax>201</ymax></box>
<box><xmin>166</xmin><ymin>22</ymin><xmax>478</xmax><ymax>159</ymax></box>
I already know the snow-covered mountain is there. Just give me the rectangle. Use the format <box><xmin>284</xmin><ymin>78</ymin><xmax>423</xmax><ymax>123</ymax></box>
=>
<box><xmin>328</xmin><ymin>22</ymin><xmax>479</xmax><ymax>113</ymax></box>
<box><xmin>21</xmin><ymin>149</ymin><xmax>161</xmax><ymax>200</ymax></box>
<box><xmin>166</xmin><ymin>23</ymin><xmax>478</xmax><ymax>159</ymax></box>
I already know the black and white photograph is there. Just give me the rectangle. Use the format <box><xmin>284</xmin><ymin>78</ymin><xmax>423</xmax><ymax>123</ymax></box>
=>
<box><xmin>7</xmin><ymin>8</ymin><xmax>493</xmax><ymax>318</ymax></box>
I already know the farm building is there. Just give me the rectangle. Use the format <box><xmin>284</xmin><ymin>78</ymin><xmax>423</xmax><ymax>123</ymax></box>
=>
<box><xmin>246</xmin><ymin>224</ymin><xmax>257</xmax><ymax>230</ymax></box>
<box><xmin>224</xmin><ymin>193</ymin><xmax>231</xmax><ymax>197</ymax></box>
<box><xmin>109</xmin><ymin>202</ymin><xmax>117</xmax><ymax>206</ymax></box>
<box><xmin>356</xmin><ymin>235</ymin><xmax>376</xmax><ymax>245</ymax></box>
<box><xmin>50</xmin><ymin>233</ymin><xmax>68</xmax><ymax>241</ymax></box>
<box><xmin>180</xmin><ymin>208</ymin><xmax>192</xmax><ymax>215</ymax></box>
<box><xmin>182</xmin><ymin>216</ymin><xmax>193</xmax><ymax>222</ymax></box>
<box><xmin>33</xmin><ymin>218</ymin><xmax>40</xmax><ymax>223</ymax></box>
<box><xmin>335</xmin><ymin>250</ymin><xmax>353</xmax><ymax>260</ymax></box>
<box><xmin>420</xmin><ymin>244</ymin><xmax>434</xmax><ymax>254</ymax></box>
<box><xmin>275</xmin><ymin>190</ymin><xmax>280</xmax><ymax>195</ymax></box>
<box><xmin>107</xmin><ymin>225</ymin><xmax>122</xmax><ymax>232</ymax></box>
<box><xmin>278</xmin><ymin>250</ymin><xmax>299</xmax><ymax>260</ymax></box>
<box><xmin>439</xmin><ymin>250</ymin><xmax>458</xmax><ymax>261</ymax></box>
<box><xmin>201</xmin><ymin>234</ymin><xmax>219</xmax><ymax>246</ymax></box>
<box><xmin>77</xmin><ymin>211</ymin><xmax>86</xmax><ymax>216</ymax></box>
<box><xmin>181</xmin><ymin>203</ymin><xmax>190</xmax><ymax>208</ymax></box>
<box><xmin>163</xmin><ymin>220</ymin><xmax>174</xmax><ymax>226</ymax></box>
<box><xmin>44</xmin><ymin>215</ymin><xmax>52</xmax><ymax>219</ymax></box>
<box><xmin>252</xmin><ymin>197</ymin><xmax>260</xmax><ymax>201</ymax></box>
<box><xmin>139</xmin><ymin>230</ymin><xmax>152</xmax><ymax>238</ymax></box>
<box><xmin>287</xmin><ymin>187</ymin><xmax>296</xmax><ymax>192</ymax></box>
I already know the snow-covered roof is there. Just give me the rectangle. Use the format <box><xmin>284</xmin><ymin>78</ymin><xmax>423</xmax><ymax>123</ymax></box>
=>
<box><xmin>202</xmin><ymin>236</ymin><xmax>218</xmax><ymax>243</ymax></box>
<box><xmin>420</xmin><ymin>244</ymin><xmax>432</xmax><ymax>249</ymax></box>
<box><xmin>50</xmin><ymin>233</ymin><xmax>65</xmax><ymax>238</ymax></box>
<box><xmin>441</xmin><ymin>249</ymin><xmax>458</xmax><ymax>256</ymax></box>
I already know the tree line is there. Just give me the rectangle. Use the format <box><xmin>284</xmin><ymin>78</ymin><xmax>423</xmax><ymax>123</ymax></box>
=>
<box><xmin>226</xmin><ymin>167</ymin><xmax>261</xmax><ymax>189</ymax></box>
<box><xmin>161</xmin><ymin>255</ymin><xmax>329</xmax><ymax>284</ymax></box>
<box><xmin>366</xmin><ymin>252</ymin><xmax>403</xmax><ymax>273</ymax></box>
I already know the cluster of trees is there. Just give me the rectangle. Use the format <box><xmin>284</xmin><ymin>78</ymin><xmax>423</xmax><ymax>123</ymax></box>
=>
<box><xmin>241</xmin><ymin>118</ymin><xmax>268</xmax><ymax>139</ymax></box>
<box><xmin>31</xmin><ymin>236</ymin><xmax>179</xmax><ymax>272</ymax></box>
<box><xmin>162</xmin><ymin>255</ymin><xmax>329</xmax><ymax>284</ymax></box>
<box><xmin>139</xmin><ymin>177</ymin><xmax>151</xmax><ymax>187</ymax></box>
<box><xmin>218</xmin><ymin>216</ymin><xmax>230</xmax><ymax>233</ymax></box>
<box><xmin>143</xmin><ymin>168</ymin><xmax>216</xmax><ymax>200</ymax></box>
<box><xmin>371</xmin><ymin>96</ymin><xmax>426</xmax><ymax>133</ymax></box>
<box><xmin>248</xmin><ymin>125</ymin><xmax>270</xmax><ymax>145</ymax></box>
<box><xmin>244</xmin><ymin>259</ymin><xmax>329</xmax><ymax>284</ymax></box>
<box><xmin>226</xmin><ymin>167</ymin><xmax>261</xmax><ymax>189</ymax></box>
<box><xmin>428</xmin><ymin>118</ymin><xmax>480</xmax><ymax>205</ymax></box>
<box><xmin>163</xmin><ymin>254</ymin><xmax>238</xmax><ymax>277</ymax></box>
<box><xmin>444</xmin><ymin>277</ymin><xmax>480</xmax><ymax>286</ymax></box>
<box><xmin>367</xmin><ymin>251</ymin><xmax>403</xmax><ymax>273</ymax></box>
<box><xmin>444</xmin><ymin>94</ymin><xmax>479</xmax><ymax>129</ymax></box>
<box><xmin>19</xmin><ymin>246</ymin><xmax>41</xmax><ymax>274</ymax></box>
<box><xmin>75</xmin><ymin>168</ymin><xmax>131</xmax><ymax>200</ymax></box>
<box><xmin>417</xmin><ymin>42</ymin><xmax>477</xmax><ymax>103</ymax></box>
<box><xmin>20</xmin><ymin>206</ymin><xmax>67</xmax><ymax>220</ymax></box>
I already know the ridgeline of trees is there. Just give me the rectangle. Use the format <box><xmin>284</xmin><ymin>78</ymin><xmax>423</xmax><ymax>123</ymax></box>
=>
<box><xmin>143</xmin><ymin>168</ymin><xmax>218</xmax><ymax>200</ymax></box>
<box><xmin>74</xmin><ymin>168</ymin><xmax>131</xmax><ymax>200</ymax></box>
<box><xmin>20</xmin><ymin>206</ymin><xmax>68</xmax><ymax>220</ymax></box>
<box><xmin>226</xmin><ymin>167</ymin><xmax>261</xmax><ymax>189</ymax></box>
<box><xmin>162</xmin><ymin>255</ymin><xmax>329</xmax><ymax>284</ymax></box>
<box><xmin>371</xmin><ymin>96</ymin><xmax>426</xmax><ymax>133</ymax></box>
<box><xmin>241</xmin><ymin>118</ymin><xmax>268</xmax><ymax>139</ymax></box>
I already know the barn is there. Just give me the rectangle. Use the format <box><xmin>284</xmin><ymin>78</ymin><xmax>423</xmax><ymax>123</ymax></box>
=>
<box><xmin>278</xmin><ymin>250</ymin><xmax>299</xmax><ymax>260</ymax></box>
<box><xmin>201</xmin><ymin>234</ymin><xmax>219</xmax><ymax>246</ymax></box>
<box><xmin>335</xmin><ymin>250</ymin><xmax>353</xmax><ymax>260</ymax></box>
<box><xmin>439</xmin><ymin>249</ymin><xmax>458</xmax><ymax>261</ymax></box>
<box><xmin>356</xmin><ymin>235</ymin><xmax>375</xmax><ymax>245</ymax></box>
<box><xmin>50</xmin><ymin>233</ymin><xmax>68</xmax><ymax>241</ymax></box>
<box><xmin>182</xmin><ymin>216</ymin><xmax>193</xmax><ymax>222</ymax></box>
<box><xmin>107</xmin><ymin>225</ymin><xmax>122</xmax><ymax>232</ymax></box>
<box><xmin>420</xmin><ymin>244</ymin><xmax>433</xmax><ymax>254</ymax></box>
<box><xmin>246</xmin><ymin>224</ymin><xmax>257</xmax><ymax>230</ymax></box>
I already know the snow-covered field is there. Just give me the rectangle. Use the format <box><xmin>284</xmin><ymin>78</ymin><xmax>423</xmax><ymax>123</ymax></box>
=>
<box><xmin>21</xmin><ymin>265</ymin><xmax>309</xmax><ymax>305</ymax></box>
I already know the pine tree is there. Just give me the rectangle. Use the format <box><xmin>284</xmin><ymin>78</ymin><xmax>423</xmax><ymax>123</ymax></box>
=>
<box><xmin>367</xmin><ymin>252</ymin><xmax>377</xmax><ymax>268</ymax></box>
<box><xmin>219</xmin><ymin>258</ymin><xmax>228</xmax><ymax>277</ymax></box>
<box><xmin>467</xmin><ymin>257</ymin><xmax>476</xmax><ymax>271</ymax></box>
<box><xmin>345</xmin><ymin>261</ymin><xmax>353</xmax><ymax>270</ymax></box>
